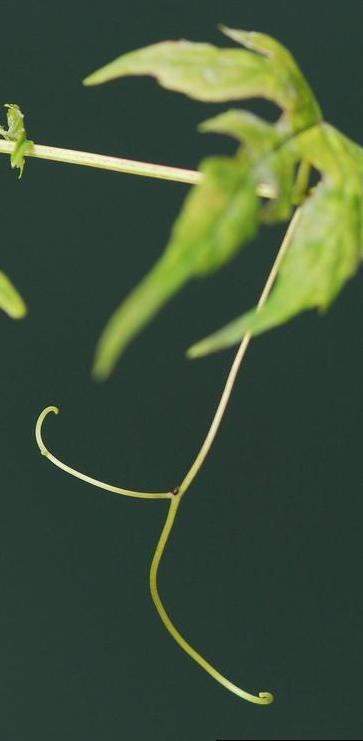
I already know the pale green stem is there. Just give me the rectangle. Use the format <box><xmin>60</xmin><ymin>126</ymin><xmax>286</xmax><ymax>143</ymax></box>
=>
<box><xmin>150</xmin><ymin>493</ymin><xmax>273</xmax><ymax>704</ymax></box>
<box><xmin>0</xmin><ymin>139</ymin><xmax>275</xmax><ymax>197</ymax></box>
<box><xmin>148</xmin><ymin>208</ymin><xmax>302</xmax><ymax>706</ymax></box>
<box><xmin>35</xmin><ymin>406</ymin><xmax>172</xmax><ymax>501</ymax></box>
<box><xmin>179</xmin><ymin>206</ymin><xmax>302</xmax><ymax>497</ymax></box>
<box><xmin>34</xmin><ymin>185</ymin><xmax>301</xmax><ymax>706</ymax></box>
<box><xmin>0</xmin><ymin>139</ymin><xmax>200</xmax><ymax>185</ymax></box>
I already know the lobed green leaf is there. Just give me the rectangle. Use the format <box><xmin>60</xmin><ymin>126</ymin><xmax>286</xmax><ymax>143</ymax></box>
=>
<box><xmin>84</xmin><ymin>27</ymin><xmax>363</xmax><ymax>375</ymax></box>
<box><xmin>188</xmin><ymin>123</ymin><xmax>363</xmax><ymax>356</ymax></box>
<box><xmin>192</xmin><ymin>185</ymin><xmax>357</xmax><ymax>353</ymax></box>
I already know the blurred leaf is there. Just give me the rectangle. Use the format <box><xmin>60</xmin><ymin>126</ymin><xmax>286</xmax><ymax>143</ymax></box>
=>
<box><xmin>0</xmin><ymin>104</ymin><xmax>33</xmax><ymax>178</ymax></box>
<box><xmin>188</xmin><ymin>183</ymin><xmax>360</xmax><ymax>355</ymax></box>
<box><xmin>84</xmin><ymin>26</ymin><xmax>321</xmax><ymax>131</ymax></box>
<box><xmin>93</xmin><ymin>104</ymin><xmax>302</xmax><ymax>378</ymax></box>
<box><xmin>84</xmin><ymin>27</ymin><xmax>363</xmax><ymax>375</ymax></box>
<box><xmin>84</xmin><ymin>40</ymin><xmax>285</xmax><ymax>106</ymax></box>
<box><xmin>93</xmin><ymin>155</ymin><xmax>260</xmax><ymax>379</ymax></box>
<box><xmin>188</xmin><ymin>125</ymin><xmax>363</xmax><ymax>356</ymax></box>
<box><xmin>199</xmin><ymin>109</ymin><xmax>280</xmax><ymax>151</ymax></box>
<box><xmin>0</xmin><ymin>271</ymin><xmax>27</xmax><ymax>319</ymax></box>
<box><xmin>219</xmin><ymin>27</ymin><xmax>321</xmax><ymax>130</ymax></box>
<box><xmin>199</xmin><ymin>109</ymin><xmax>296</xmax><ymax>221</ymax></box>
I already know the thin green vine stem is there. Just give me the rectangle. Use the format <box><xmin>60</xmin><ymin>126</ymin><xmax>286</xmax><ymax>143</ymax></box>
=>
<box><xmin>0</xmin><ymin>139</ymin><xmax>275</xmax><ymax>197</ymax></box>
<box><xmin>0</xmin><ymin>139</ymin><xmax>200</xmax><ymax>185</ymax></box>
<box><xmin>147</xmin><ymin>207</ymin><xmax>302</xmax><ymax>706</ymax></box>
<box><xmin>150</xmin><ymin>493</ymin><xmax>274</xmax><ymax>704</ymax></box>
<box><xmin>178</xmin><ymin>206</ymin><xmax>303</xmax><ymax>498</ymax></box>
<box><xmin>34</xmin><ymin>190</ymin><xmax>302</xmax><ymax>706</ymax></box>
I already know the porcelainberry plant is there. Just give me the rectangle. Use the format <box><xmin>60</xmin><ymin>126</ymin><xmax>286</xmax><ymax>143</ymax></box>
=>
<box><xmin>3</xmin><ymin>27</ymin><xmax>362</xmax><ymax>705</ymax></box>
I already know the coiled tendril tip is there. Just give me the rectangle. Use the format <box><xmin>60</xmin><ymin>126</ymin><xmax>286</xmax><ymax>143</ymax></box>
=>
<box><xmin>258</xmin><ymin>691</ymin><xmax>274</xmax><ymax>704</ymax></box>
<box><xmin>35</xmin><ymin>405</ymin><xmax>59</xmax><ymax>456</ymax></box>
<box><xmin>35</xmin><ymin>404</ymin><xmax>171</xmax><ymax>500</ymax></box>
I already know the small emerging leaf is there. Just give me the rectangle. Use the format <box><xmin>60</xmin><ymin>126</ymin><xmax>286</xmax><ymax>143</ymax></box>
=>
<box><xmin>200</xmin><ymin>109</ymin><xmax>296</xmax><ymax>221</ymax></box>
<box><xmin>199</xmin><ymin>109</ymin><xmax>281</xmax><ymax>152</ymax></box>
<box><xmin>0</xmin><ymin>104</ymin><xmax>33</xmax><ymax>177</ymax></box>
<box><xmin>0</xmin><ymin>271</ymin><xmax>27</xmax><ymax>319</ymax></box>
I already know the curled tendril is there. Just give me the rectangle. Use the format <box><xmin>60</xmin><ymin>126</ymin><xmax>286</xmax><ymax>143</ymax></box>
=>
<box><xmin>35</xmin><ymin>404</ymin><xmax>274</xmax><ymax>706</ymax></box>
<box><xmin>35</xmin><ymin>406</ymin><xmax>171</xmax><ymax>500</ymax></box>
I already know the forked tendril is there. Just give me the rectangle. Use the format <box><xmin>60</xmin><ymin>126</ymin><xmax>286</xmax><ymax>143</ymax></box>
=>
<box><xmin>35</xmin><ymin>406</ymin><xmax>273</xmax><ymax>706</ymax></box>
<box><xmin>35</xmin><ymin>207</ymin><xmax>302</xmax><ymax>707</ymax></box>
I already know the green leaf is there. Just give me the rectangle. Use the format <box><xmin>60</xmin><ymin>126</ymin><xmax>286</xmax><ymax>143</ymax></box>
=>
<box><xmin>84</xmin><ymin>40</ymin><xmax>284</xmax><ymax>106</ymax></box>
<box><xmin>86</xmin><ymin>27</ymin><xmax>363</xmax><ymax>376</ymax></box>
<box><xmin>219</xmin><ymin>27</ymin><xmax>321</xmax><ymax>131</ymax></box>
<box><xmin>0</xmin><ymin>104</ymin><xmax>33</xmax><ymax>178</ymax></box>
<box><xmin>188</xmin><ymin>180</ymin><xmax>361</xmax><ymax>357</ymax></box>
<box><xmin>93</xmin><ymin>117</ymin><xmax>300</xmax><ymax>378</ymax></box>
<box><xmin>94</xmin><ymin>100</ymin><xmax>306</xmax><ymax>378</ymax></box>
<box><xmin>199</xmin><ymin>109</ymin><xmax>281</xmax><ymax>152</ymax></box>
<box><xmin>93</xmin><ymin>156</ymin><xmax>260</xmax><ymax>379</ymax></box>
<box><xmin>83</xmin><ymin>27</ymin><xmax>321</xmax><ymax>131</ymax></box>
<box><xmin>200</xmin><ymin>109</ymin><xmax>297</xmax><ymax>221</ymax></box>
<box><xmin>0</xmin><ymin>271</ymin><xmax>27</xmax><ymax>319</ymax></box>
<box><xmin>87</xmin><ymin>28</ymin><xmax>325</xmax><ymax>377</ymax></box>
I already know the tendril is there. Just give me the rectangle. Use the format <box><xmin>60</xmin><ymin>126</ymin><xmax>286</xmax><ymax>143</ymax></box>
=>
<box><xmin>35</xmin><ymin>406</ymin><xmax>172</xmax><ymax>501</ymax></box>
<box><xmin>35</xmin><ymin>209</ymin><xmax>302</xmax><ymax>706</ymax></box>
<box><xmin>150</xmin><ymin>495</ymin><xmax>274</xmax><ymax>705</ymax></box>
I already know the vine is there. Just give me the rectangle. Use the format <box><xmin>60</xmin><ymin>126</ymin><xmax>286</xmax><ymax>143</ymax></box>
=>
<box><xmin>35</xmin><ymin>207</ymin><xmax>300</xmax><ymax>706</ymax></box>
<box><xmin>2</xmin><ymin>26</ymin><xmax>361</xmax><ymax>705</ymax></box>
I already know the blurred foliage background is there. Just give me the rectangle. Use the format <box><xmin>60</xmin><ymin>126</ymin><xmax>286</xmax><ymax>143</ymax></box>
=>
<box><xmin>1</xmin><ymin>1</ymin><xmax>363</xmax><ymax>739</ymax></box>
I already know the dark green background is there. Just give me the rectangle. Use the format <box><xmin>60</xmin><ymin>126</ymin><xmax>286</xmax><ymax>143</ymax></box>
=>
<box><xmin>1</xmin><ymin>1</ymin><xmax>363</xmax><ymax>739</ymax></box>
